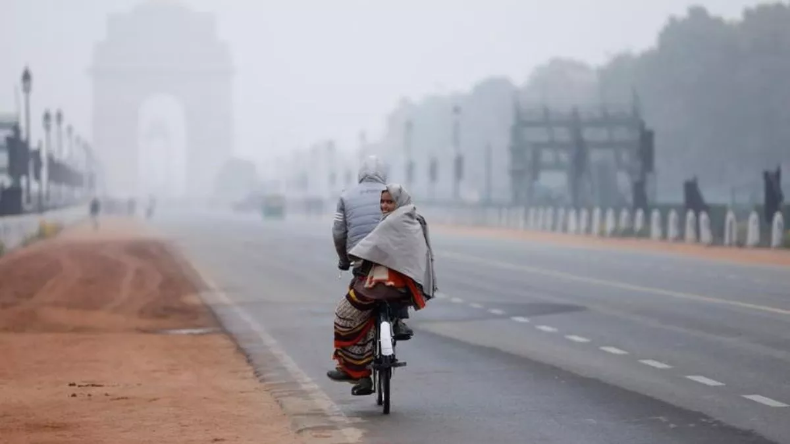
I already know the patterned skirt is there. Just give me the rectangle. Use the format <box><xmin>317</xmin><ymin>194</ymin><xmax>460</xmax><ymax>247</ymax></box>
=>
<box><xmin>333</xmin><ymin>288</ymin><xmax>376</xmax><ymax>379</ymax></box>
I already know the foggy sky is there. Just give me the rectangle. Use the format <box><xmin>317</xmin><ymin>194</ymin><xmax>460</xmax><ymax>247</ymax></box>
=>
<box><xmin>0</xmin><ymin>0</ymin><xmax>768</xmax><ymax>168</ymax></box>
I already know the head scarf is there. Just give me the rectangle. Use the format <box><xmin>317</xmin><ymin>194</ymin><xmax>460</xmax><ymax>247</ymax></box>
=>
<box><xmin>386</xmin><ymin>183</ymin><xmax>412</xmax><ymax>208</ymax></box>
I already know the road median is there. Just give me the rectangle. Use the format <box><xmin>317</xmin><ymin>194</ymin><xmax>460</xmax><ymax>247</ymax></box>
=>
<box><xmin>0</xmin><ymin>217</ymin><xmax>301</xmax><ymax>444</ymax></box>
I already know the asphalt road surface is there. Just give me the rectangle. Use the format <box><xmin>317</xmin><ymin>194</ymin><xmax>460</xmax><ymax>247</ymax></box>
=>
<box><xmin>153</xmin><ymin>210</ymin><xmax>790</xmax><ymax>444</ymax></box>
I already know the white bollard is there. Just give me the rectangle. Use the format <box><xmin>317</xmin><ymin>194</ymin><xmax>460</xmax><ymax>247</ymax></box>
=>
<box><xmin>579</xmin><ymin>208</ymin><xmax>589</xmax><ymax>235</ymax></box>
<box><xmin>619</xmin><ymin>208</ymin><xmax>632</xmax><ymax>234</ymax></box>
<box><xmin>500</xmin><ymin>207</ymin><xmax>509</xmax><ymax>227</ymax></box>
<box><xmin>746</xmin><ymin>211</ymin><xmax>760</xmax><ymax>247</ymax></box>
<box><xmin>591</xmin><ymin>207</ymin><xmax>602</xmax><ymax>236</ymax></box>
<box><xmin>545</xmin><ymin>207</ymin><xmax>555</xmax><ymax>231</ymax></box>
<box><xmin>537</xmin><ymin>208</ymin><xmax>545</xmax><ymax>230</ymax></box>
<box><xmin>724</xmin><ymin>210</ymin><xmax>737</xmax><ymax>246</ymax></box>
<box><xmin>771</xmin><ymin>212</ymin><xmax>785</xmax><ymax>249</ymax></box>
<box><xmin>634</xmin><ymin>209</ymin><xmax>645</xmax><ymax>236</ymax></box>
<box><xmin>667</xmin><ymin>209</ymin><xmax>680</xmax><ymax>241</ymax></box>
<box><xmin>685</xmin><ymin>210</ymin><xmax>698</xmax><ymax>243</ymax></box>
<box><xmin>699</xmin><ymin>211</ymin><xmax>713</xmax><ymax>245</ymax></box>
<box><xmin>567</xmin><ymin>209</ymin><xmax>579</xmax><ymax>234</ymax></box>
<box><xmin>650</xmin><ymin>209</ymin><xmax>663</xmax><ymax>240</ymax></box>
<box><xmin>556</xmin><ymin>208</ymin><xmax>566</xmax><ymax>233</ymax></box>
<box><xmin>517</xmin><ymin>207</ymin><xmax>526</xmax><ymax>230</ymax></box>
<box><xmin>604</xmin><ymin>208</ymin><xmax>616</xmax><ymax>237</ymax></box>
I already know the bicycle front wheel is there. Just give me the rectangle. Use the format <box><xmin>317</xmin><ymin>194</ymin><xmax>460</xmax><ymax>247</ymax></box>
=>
<box><xmin>381</xmin><ymin>367</ymin><xmax>391</xmax><ymax>414</ymax></box>
<box><xmin>375</xmin><ymin>369</ymin><xmax>383</xmax><ymax>406</ymax></box>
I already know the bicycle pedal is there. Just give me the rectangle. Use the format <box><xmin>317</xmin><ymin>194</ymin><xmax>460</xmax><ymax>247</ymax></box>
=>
<box><xmin>394</xmin><ymin>334</ymin><xmax>413</xmax><ymax>341</ymax></box>
<box><xmin>393</xmin><ymin>362</ymin><xmax>407</xmax><ymax>368</ymax></box>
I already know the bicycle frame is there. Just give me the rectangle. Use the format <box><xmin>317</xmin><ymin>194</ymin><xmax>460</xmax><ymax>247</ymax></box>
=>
<box><xmin>372</xmin><ymin>300</ymin><xmax>407</xmax><ymax>414</ymax></box>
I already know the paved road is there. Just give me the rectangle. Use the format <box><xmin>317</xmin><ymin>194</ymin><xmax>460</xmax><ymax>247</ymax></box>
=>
<box><xmin>154</xmin><ymin>211</ymin><xmax>789</xmax><ymax>444</ymax></box>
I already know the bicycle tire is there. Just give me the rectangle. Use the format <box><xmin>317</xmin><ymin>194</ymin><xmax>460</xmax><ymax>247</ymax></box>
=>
<box><xmin>381</xmin><ymin>367</ymin><xmax>391</xmax><ymax>414</ymax></box>
<box><xmin>374</xmin><ymin>314</ymin><xmax>383</xmax><ymax>406</ymax></box>
<box><xmin>376</xmin><ymin>369</ymin><xmax>383</xmax><ymax>406</ymax></box>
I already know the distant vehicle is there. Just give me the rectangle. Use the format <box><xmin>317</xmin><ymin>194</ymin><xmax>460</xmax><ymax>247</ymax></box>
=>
<box><xmin>261</xmin><ymin>194</ymin><xmax>285</xmax><ymax>219</ymax></box>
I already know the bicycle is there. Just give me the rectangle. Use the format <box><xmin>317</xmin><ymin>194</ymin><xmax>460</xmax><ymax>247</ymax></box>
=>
<box><xmin>371</xmin><ymin>299</ymin><xmax>408</xmax><ymax>414</ymax></box>
<box><xmin>341</xmin><ymin>265</ymin><xmax>408</xmax><ymax>415</ymax></box>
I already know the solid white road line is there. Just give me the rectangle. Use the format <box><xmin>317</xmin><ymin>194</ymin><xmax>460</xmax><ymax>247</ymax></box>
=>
<box><xmin>510</xmin><ymin>316</ymin><xmax>530</xmax><ymax>323</ymax></box>
<box><xmin>450</xmin><ymin>297</ymin><xmax>464</xmax><ymax>303</ymax></box>
<box><xmin>742</xmin><ymin>395</ymin><xmax>789</xmax><ymax>408</ymax></box>
<box><xmin>686</xmin><ymin>375</ymin><xmax>725</xmax><ymax>386</ymax></box>
<box><xmin>489</xmin><ymin>308</ymin><xmax>505</xmax><ymax>315</ymax></box>
<box><xmin>191</xmin><ymin>266</ymin><xmax>363</xmax><ymax>443</ymax></box>
<box><xmin>470</xmin><ymin>303</ymin><xmax>484</xmax><ymax>309</ymax></box>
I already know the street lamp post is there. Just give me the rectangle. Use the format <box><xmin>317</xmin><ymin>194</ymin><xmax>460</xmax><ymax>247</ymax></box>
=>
<box><xmin>66</xmin><ymin>124</ymin><xmax>73</xmax><ymax>201</ymax></box>
<box><xmin>55</xmin><ymin>109</ymin><xmax>63</xmax><ymax>204</ymax></box>
<box><xmin>66</xmin><ymin>124</ymin><xmax>73</xmax><ymax>160</ymax></box>
<box><xmin>42</xmin><ymin>109</ymin><xmax>52</xmax><ymax>209</ymax></box>
<box><xmin>55</xmin><ymin>110</ymin><xmax>63</xmax><ymax>158</ymax></box>
<box><xmin>452</xmin><ymin>105</ymin><xmax>463</xmax><ymax>201</ymax></box>
<box><xmin>72</xmin><ymin>134</ymin><xmax>83</xmax><ymax>198</ymax></box>
<box><xmin>21</xmin><ymin>67</ymin><xmax>32</xmax><ymax>205</ymax></box>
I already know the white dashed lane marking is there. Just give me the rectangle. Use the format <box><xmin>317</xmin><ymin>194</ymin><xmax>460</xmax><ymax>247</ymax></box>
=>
<box><xmin>743</xmin><ymin>395</ymin><xmax>789</xmax><ymax>408</ymax></box>
<box><xmin>442</xmin><ymin>292</ymin><xmax>784</xmax><ymax>411</ymax></box>
<box><xmin>600</xmin><ymin>346</ymin><xmax>628</xmax><ymax>355</ymax></box>
<box><xmin>536</xmin><ymin>325</ymin><xmax>558</xmax><ymax>333</ymax></box>
<box><xmin>565</xmin><ymin>335</ymin><xmax>590</xmax><ymax>343</ymax></box>
<box><xmin>686</xmin><ymin>375</ymin><xmax>725</xmax><ymax>387</ymax></box>
<box><xmin>639</xmin><ymin>359</ymin><xmax>672</xmax><ymax>369</ymax></box>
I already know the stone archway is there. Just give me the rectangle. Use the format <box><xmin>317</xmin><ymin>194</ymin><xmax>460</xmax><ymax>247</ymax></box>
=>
<box><xmin>91</xmin><ymin>1</ymin><xmax>233</xmax><ymax>198</ymax></box>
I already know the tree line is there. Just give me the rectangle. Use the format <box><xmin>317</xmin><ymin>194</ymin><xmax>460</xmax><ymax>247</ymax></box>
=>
<box><xmin>375</xmin><ymin>3</ymin><xmax>790</xmax><ymax>204</ymax></box>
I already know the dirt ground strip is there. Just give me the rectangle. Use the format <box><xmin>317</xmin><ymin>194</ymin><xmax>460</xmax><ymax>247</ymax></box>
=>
<box><xmin>0</xmin><ymin>217</ymin><xmax>302</xmax><ymax>444</ymax></box>
<box><xmin>436</xmin><ymin>224</ymin><xmax>790</xmax><ymax>268</ymax></box>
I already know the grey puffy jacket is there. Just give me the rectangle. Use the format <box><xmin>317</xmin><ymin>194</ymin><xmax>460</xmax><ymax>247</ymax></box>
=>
<box><xmin>333</xmin><ymin>156</ymin><xmax>388</xmax><ymax>263</ymax></box>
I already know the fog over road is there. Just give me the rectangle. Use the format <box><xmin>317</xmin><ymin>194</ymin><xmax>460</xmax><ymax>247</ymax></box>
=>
<box><xmin>155</xmin><ymin>210</ymin><xmax>789</xmax><ymax>444</ymax></box>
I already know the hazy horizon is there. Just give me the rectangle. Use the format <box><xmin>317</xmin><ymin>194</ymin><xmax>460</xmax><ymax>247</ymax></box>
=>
<box><xmin>1</xmin><ymin>0</ymin><xmax>768</xmax><ymax>171</ymax></box>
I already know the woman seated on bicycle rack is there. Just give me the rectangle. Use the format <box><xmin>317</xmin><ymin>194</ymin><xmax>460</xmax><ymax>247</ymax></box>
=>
<box><xmin>327</xmin><ymin>183</ymin><xmax>437</xmax><ymax>396</ymax></box>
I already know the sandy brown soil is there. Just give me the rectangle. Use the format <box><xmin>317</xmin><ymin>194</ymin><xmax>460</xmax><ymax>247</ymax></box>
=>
<box><xmin>0</xmin><ymin>217</ymin><xmax>301</xmax><ymax>444</ymax></box>
<box><xmin>437</xmin><ymin>224</ymin><xmax>790</xmax><ymax>268</ymax></box>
